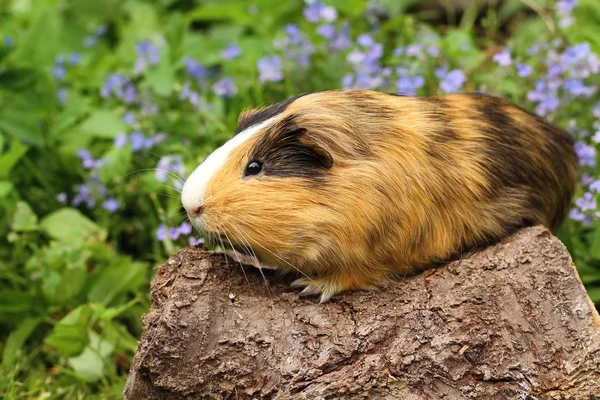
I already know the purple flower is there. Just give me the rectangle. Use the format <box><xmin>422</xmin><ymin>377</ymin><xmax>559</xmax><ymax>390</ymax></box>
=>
<box><xmin>57</xmin><ymin>88</ymin><xmax>68</xmax><ymax>107</ymax></box>
<box><xmin>52</xmin><ymin>64</ymin><xmax>66</xmax><ymax>81</ymax></box>
<box><xmin>303</xmin><ymin>1</ymin><xmax>337</xmax><ymax>23</ymax></box>
<box><xmin>114</xmin><ymin>132</ymin><xmax>128</xmax><ymax>148</ymax></box>
<box><xmin>4</xmin><ymin>36</ymin><xmax>13</xmax><ymax>46</ymax></box>
<box><xmin>69</xmin><ymin>53</ymin><xmax>81</xmax><ymax>66</ymax></box>
<box><xmin>574</xmin><ymin>141</ymin><xmax>597</xmax><ymax>167</ymax></box>
<box><xmin>563</xmin><ymin>79</ymin><xmax>596</xmax><ymax>97</ymax></box>
<box><xmin>84</xmin><ymin>36</ymin><xmax>98</xmax><ymax>48</ymax></box>
<box><xmin>168</xmin><ymin>227</ymin><xmax>180</xmax><ymax>240</ymax></box>
<box><xmin>123</xmin><ymin>112</ymin><xmax>136</xmax><ymax>125</ymax></box>
<box><xmin>527</xmin><ymin>80</ymin><xmax>560</xmax><ymax>116</ymax></box>
<box><xmin>56</xmin><ymin>192</ymin><xmax>67</xmax><ymax>204</ymax></box>
<box><xmin>517</xmin><ymin>63</ymin><xmax>533</xmax><ymax>77</ymax></box>
<box><xmin>592</xmin><ymin>130</ymin><xmax>600</xmax><ymax>143</ymax></box>
<box><xmin>561</xmin><ymin>43</ymin><xmax>590</xmax><ymax>69</ymax></box>
<box><xmin>178</xmin><ymin>222</ymin><xmax>193</xmax><ymax>236</ymax></box>
<box><xmin>212</xmin><ymin>77</ymin><xmax>238</xmax><ymax>98</ymax></box>
<box><xmin>590</xmin><ymin>180</ymin><xmax>600</xmax><ymax>192</ymax></box>
<box><xmin>557</xmin><ymin>0</ymin><xmax>577</xmax><ymax>13</ymax></box>
<box><xmin>285</xmin><ymin>24</ymin><xmax>303</xmax><ymax>45</ymax></box>
<box><xmin>184</xmin><ymin>57</ymin><xmax>208</xmax><ymax>80</ymax></box>
<box><xmin>439</xmin><ymin>69</ymin><xmax>466</xmax><ymax>93</ymax></box>
<box><xmin>156</xmin><ymin>224</ymin><xmax>167</xmax><ymax>241</ymax></box>
<box><xmin>257</xmin><ymin>56</ymin><xmax>283</xmax><ymax>83</ymax></box>
<box><xmin>134</xmin><ymin>40</ymin><xmax>161</xmax><ymax>73</ymax></box>
<box><xmin>317</xmin><ymin>24</ymin><xmax>336</xmax><ymax>39</ymax></box>
<box><xmin>575</xmin><ymin>192</ymin><xmax>596</xmax><ymax>211</ymax></box>
<box><xmin>123</xmin><ymin>84</ymin><xmax>137</xmax><ymax>104</ymax></box>
<box><xmin>221</xmin><ymin>43</ymin><xmax>241</xmax><ymax>60</ymax></box>
<box><xmin>582</xmin><ymin>173</ymin><xmax>596</xmax><ymax>185</ymax></box>
<box><xmin>405</xmin><ymin>44</ymin><xmax>423</xmax><ymax>57</ymax></box>
<box><xmin>493</xmin><ymin>48</ymin><xmax>512</xmax><ymax>66</ymax></box>
<box><xmin>100</xmin><ymin>74</ymin><xmax>128</xmax><ymax>99</ymax></box>
<box><xmin>129</xmin><ymin>131</ymin><xmax>146</xmax><ymax>152</ymax></box>
<box><xmin>189</xmin><ymin>236</ymin><xmax>204</xmax><ymax>246</ymax></box>
<box><xmin>72</xmin><ymin>184</ymin><xmax>95</xmax><ymax>208</ymax></box>
<box><xmin>396</xmin><ymin>75</ymin><xmax>424</xmax><ymax>96</ymax></box>
<box><xmin>569</xmin><ymin>208</ymin><xmax>585</xmax><ymax>221</ymax></box>
<box><xmin>156</xmin><ymin>156</ymin><xmax>184</xmax><ymax>183</ymax></box>
<box><xmin>102</xmin><ymin>198</ymin><xmax>120</xmax><ymax>213</ymax></box>
<box><xmin>76</xmin><ymin>149</ymin><xmax>98</xmax><ymax>169</ymax></box>
<box><xmin>327</xmin><ymin>24</ymin><xmax>351</xmax><ymax>52</ymax></box>
<box><xmin>357</xmin><ymin>34</ymin><xmax>375</xmax><ymax>47</ymax></box>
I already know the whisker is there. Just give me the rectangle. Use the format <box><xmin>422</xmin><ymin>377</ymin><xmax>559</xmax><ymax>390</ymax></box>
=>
<box><xmin>222</xmin><ymin>229</ymin><xmax>250</xmax><ymax>285</ymax></box>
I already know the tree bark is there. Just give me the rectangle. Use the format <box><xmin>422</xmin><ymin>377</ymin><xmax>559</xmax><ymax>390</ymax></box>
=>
<box><xmin>123</xmin><ymin>226</ymin><xmax>600</xmax><ymax>399</ymax></box>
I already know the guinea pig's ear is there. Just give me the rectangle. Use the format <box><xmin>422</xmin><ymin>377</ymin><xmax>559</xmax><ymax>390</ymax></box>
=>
<box><xmin>295</xmin><ymin>128</ymin><xmax>334</xmax><ymax>169</ymax></box>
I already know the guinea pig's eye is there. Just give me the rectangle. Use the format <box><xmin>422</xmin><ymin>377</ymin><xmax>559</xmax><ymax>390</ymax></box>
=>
<box><xmin>244</xmin><ymin>160</ymin><xmax>263</xmax><ymax>177</ymax></box>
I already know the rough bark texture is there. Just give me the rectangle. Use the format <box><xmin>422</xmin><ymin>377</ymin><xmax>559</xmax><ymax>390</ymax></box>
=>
<box><xmin>124</xmin><ymin>226</ymin><xmax>600</xmax><ymax>399</ymax></box>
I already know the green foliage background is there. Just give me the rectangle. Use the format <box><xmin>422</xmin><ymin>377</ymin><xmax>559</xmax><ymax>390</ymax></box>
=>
<box><xmin>1</xmin><ymin>0</ymin><xmax>599</xmax><ymax>398</ymax></box>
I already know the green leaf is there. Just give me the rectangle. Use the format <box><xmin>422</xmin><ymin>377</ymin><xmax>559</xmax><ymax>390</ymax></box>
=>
<box><xmin>67</xmin><ymin>330</ymin><xmax>114</xmax><ymax>382</ymax></box>
<box><xmin>97</xmin><ymin>147</ymin><xmax>133</xmax><ymax>184</ymax></box>
<box><xmin>40</xmin><ymin>208</ymin><xmax>107</xmax><ymax>243</ymax></box>
<box><xmin>0</xmin><ymin>68</ymin><xmax>40</xmax><ymax>91</ymax></box>
<box><xmin>441</xmin><ymin>29</ymin><xmax>484</xmax><ymax>70</ymax></box>
<box><xmin>142</xmin><ymin>60</ymin><xmax>176</xmax><ymax>97</ymax></box>
<box><xmin>88</xmin><ymin>259</ymin><xmax>147</xmax><ymax>306</ymax></box>
<box><xmin>0</xmin><ymin>291</ymin><xmax>35</xmax><ymax>313</ymax></box>
<box><xmin>45</xmin><ymin>305</ymin><xmax>92</xmax><ymax>357</ymax></box>
<box><xmin>0</xmin><ymin>139</ymin><xmax>29</xmax><ymax>179</ymax></box>
<box><xmin>78</xmin><ymin>110</ymin><xmax>127</xmax><ymax>139</ymax></box>
<box><xmin>12</xmin><ymin>201</ymin><xmax>38</xmax><ymax>232</ymax></box>
<box><xmin>0</xmin><ymin>109</ymin><xmax>43</xmax><ymax>146</ymax></box>
<box><xmin>0</xmin><ymin>181</ymin><xmax>13</xmax><ymax>198</ymax></box>
<box><xmin>2</xmin><ymin>317</ymin><xmax>41</xmax><ymax>368</ymax></box>
<box><xmin>589</xmin><ymin>224</ymin><xmax>600</xmax><ymax>259</ymax></box>
<box><xmin>16</xmin><ymin>8</ymin><xmax>60</xmax><ymax>67</ymax></box>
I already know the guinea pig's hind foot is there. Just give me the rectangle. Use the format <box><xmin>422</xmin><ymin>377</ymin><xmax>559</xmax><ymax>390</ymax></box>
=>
<box><xmin>291</xmin><ymin>277</ymin><xmax>342</xmax><ymax>303</ymax></box>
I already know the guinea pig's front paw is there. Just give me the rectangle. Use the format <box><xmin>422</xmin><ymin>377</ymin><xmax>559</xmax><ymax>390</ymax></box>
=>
<box><xmin>291</xmin><ymin>277</ymin><xmax>343</xmax><ymax>303</ymax></box>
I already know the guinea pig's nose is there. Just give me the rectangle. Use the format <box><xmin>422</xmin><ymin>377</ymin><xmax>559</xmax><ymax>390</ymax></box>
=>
<box><xmin>189</xmin><ymin>205</ymin><xmax>204</xmax><ymax>217</ymax></box>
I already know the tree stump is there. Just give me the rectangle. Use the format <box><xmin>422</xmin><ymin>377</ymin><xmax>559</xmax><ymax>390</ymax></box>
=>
<box><xmin>123</xmin><ymin>226</ymin><xmax>600</xmax><ymax>399</ymax></box>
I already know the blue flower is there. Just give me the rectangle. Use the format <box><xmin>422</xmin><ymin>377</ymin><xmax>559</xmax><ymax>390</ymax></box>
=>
<box><xmin>100</xmin><ymin>74</ymin><xmax>128</xmax><ymax>99</ymax></box>
<box><xmin>575</xmin><ymin>192</ymin><xmax>596</xmax><ymax>211</ymax></box>
<box><xmin>574</xmin><ymin>141</ymin><xmax>596</xmax><ymax>167</ymax></box>
<box><xmin>69</xmin><ymin>53</ymin><xmax>81</xmax><ymax>66</ymax></box>
<box><xmin>285</xmin><ymin>24</ymin><xmax>303</xmax><ymax>45</ymax></box>
<box><xmin>76</xmin><ymin>149</ymin><xmax>98</xmax><ymax>169</ymax></box>
<box><xmin>516</xmin><ymin>63</ymin><xmax>533</xmax><ymax>77</ymax></box>
<box><xmin>168</xmin><ymin>227</ymin><xmax>180</xmax><ymax>240</ymax></box>
<box><xmin>221</xmin><ymin>43</ymin><xmax>241</xmax><ymax>60</ymax></box>
<box><xmin>156</xmin><ymin>224</ymin><xmax>167</xmax><ymax>241</ymax></box>
<box><xmin>57</xmin><ymin>88</ymin><xmax>68</xmax><ymax>107</ymax></box>
<box><xmin>303</xmin><ymin>1</ymin><xmax>337</xmax><ymax>23</ymax></box>
<box><xmin>134</xmin><ymin>40</ymin><xmax>161</xmax><ymax>73</ymax></box>
<box><xmin>257</xmin><ymin>56</ymin><xmax>283</xmax><ymax>83</ymax></box>
<box><xmin>129</xmin><ymin>131</ymin><xmax>146</xmax><ymax>152</ymax></box>
<box><xmin>590</xmin><ymin>180</ymin><xmax>600</xmax><ymax>192</ymax></box>
<box><xmin>189</xmin><ymin>236</ymin><xmax>204</xmax><ymax>246</ymax></box>
<box><xmin>184</xmin><ymin>57</ymin><xmax>208</xmax><ymax>80</ymax></box>
<box><xmin>561</xmin><ymin>43</ymin><xmax>590</xmax><ymax>69</ymax></box>
<box><xmin>357</xmin><ymin>34</ymin><xmax>375</xmax><ymax>47</ymax></box>
<box><xmin>178</xmin><ymin>222</ymin><xmax>193</xmax><ymax>236</ymax></box>
<box><xmin>123</xmin><ymin>84</ymin><xmax>137</xmax><ymax>104</ymax></box>
<box><xmin>493</xmin><ymin>48</ymin><xmax>512</xmax><ymax>66</ymax></box>
<box><xmin>56</xmin><ymin>192</ymin><xmax>67</xmax><ymax>204</ymax></box>
<box><xmin>84</xmin><ymin>36</ymin><xmax>98</xmax><ymax>48</ymax></box>
<box><xmin>563</xmin><ymin>79</ymin><xmax>596</xmax><ymax>97</ymax></box>
<box><xmin>396</xmin><ymin>75</ymin><xmax>424</xmax><ymax>96</ymax></box>
<box><xmin>4</xmin><ymin>36</ymin><xmax>13</xmax><ymax>46</ymax></box>
<box><xmin>123</xmin><ymin>112</ymin><xmax>136</xmax><ymax>125</ymax></box>
<box><xmin>114</xmin><ymin>132</ymin><xmax>128</xmax><ymax>149</ymax></box>
<box><xmin>317</xmin><ymin>24</ymin><xmax>336</xmax><ymax>39</ymax></box>
<box><xmin>72</xmin><ymin>184</ymin><xmax>95</xmax><ymax>208</ymax></box>
<box><xmin>156</xmin><ymin>156</ymin><xmax>184</xmax><ymax>183</ymax></box>
<box><xmin>95</xmin><ymin>25</ymin><xmax>107</xmax><ymax>36</ymax></box>
<box><xmin>569</xmin><ymin>208</ymin><xmax>585</xmax><ymax>221</ymax></box>
<box><xmin>438</xmin><ymin>69</ymin><xmax>466</xmax><ymax>93</ymax></box>
<box><xmin>51</xmin><ymin>64</ymin><xmax>66</xmax><ymax>81</ymax></box>
<box><xmin>592</xmin><ymin>130</ymin><xmax>600</xmax><ymax>143</ymax></box>
<box><xmin>102</xmin><ymin>198</ymin><xmax>120</xmax><ymax>213</ymax></box>
<box><xmin>212</xmin><ymin>77</ymin><xmax>238</xmax><ymax>97</ymax></box>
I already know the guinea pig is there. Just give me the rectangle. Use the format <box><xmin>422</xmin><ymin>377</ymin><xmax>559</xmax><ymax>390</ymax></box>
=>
<box><xmin>181</xmin><ymin>89</ymin><xmax>577</xmax><ymax>302</ymax></box>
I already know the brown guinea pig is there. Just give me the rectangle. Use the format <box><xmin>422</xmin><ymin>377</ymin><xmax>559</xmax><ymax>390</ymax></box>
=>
<box><xmin>181</xmin><ymin>89</ymin><xmax>577</xmax><ymax>302</ymax></box>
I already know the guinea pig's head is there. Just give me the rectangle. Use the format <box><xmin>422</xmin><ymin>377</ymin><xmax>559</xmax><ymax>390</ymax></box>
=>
<box><xmin>181</xmin><ymin>90</ymin><xmax>378</xmax><ymax>273</ymax></box>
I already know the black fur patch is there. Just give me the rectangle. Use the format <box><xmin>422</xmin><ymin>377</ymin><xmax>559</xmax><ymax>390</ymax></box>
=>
<box><xmin>247</xmin><ymin>115</ymin><xmax>333</xmax><ymax>180</ymax></box>
<box><xmin>236</xmin><ymin>94</ymin><xmax>308</xmax><ymax>134</ymax></box>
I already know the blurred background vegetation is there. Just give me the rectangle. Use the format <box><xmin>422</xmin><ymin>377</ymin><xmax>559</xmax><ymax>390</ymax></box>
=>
<box><xmin>0</xmin><ymin>0</ymin><xmax>599</xmax><ymax>398</ymax></box>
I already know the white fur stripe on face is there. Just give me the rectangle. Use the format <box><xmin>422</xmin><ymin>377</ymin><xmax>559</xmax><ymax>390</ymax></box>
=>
<box><xmin>181</xmin><ymin>117</ymin><xmax>275</xmax><ymax>216</ymax></box>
